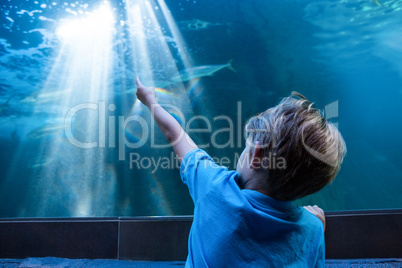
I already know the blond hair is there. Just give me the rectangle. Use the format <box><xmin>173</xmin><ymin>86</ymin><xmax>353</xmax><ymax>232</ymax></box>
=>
<box><xmin>245</xmin><ymin>92</ymin><xmax>346</xmax><ymax>201</ymax></box>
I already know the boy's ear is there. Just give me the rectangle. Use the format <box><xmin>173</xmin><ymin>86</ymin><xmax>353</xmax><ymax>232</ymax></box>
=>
<box><xmin>250</xmin><ymin>141</ymin><xmax>263</xmax><ymax>169</ymax></box>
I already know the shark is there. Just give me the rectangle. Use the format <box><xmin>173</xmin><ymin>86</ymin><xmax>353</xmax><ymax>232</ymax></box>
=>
<box><xmin>20</xmin><ymin>89</ymin><xmax>71</xmax><ymax>105</ymax></box>
<box><xmin>171</xmin><ymin>60</ymin><xmax>236</xmax><ymax>83</ymax></box>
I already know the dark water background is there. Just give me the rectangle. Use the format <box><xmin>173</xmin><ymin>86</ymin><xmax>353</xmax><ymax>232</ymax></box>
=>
<box><xmin>0</xmin><ymin>0</ymin><xmax>401</xmax><ymax>217</ymax></box>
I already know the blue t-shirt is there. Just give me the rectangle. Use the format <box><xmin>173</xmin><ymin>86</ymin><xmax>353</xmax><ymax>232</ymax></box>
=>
<box><xmin>180</xmin><ymin>149</ymin><xmax>325</xmax><ymax>267</ymax></box>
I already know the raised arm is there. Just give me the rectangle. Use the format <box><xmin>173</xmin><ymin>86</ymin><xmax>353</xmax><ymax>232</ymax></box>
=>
<box><xmin>135</xmin><ymin>78</ymin><xmax>198</xmax><ymax>162</ymax></box>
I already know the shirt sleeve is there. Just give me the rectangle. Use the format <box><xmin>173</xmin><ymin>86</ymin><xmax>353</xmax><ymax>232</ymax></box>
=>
<box><xmin>180</xmin><ymin>149</ymin><xmax>237</xmax><ymax>204</ymax></box>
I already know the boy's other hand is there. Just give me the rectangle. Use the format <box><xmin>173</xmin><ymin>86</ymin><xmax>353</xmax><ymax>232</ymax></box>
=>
<box><xmin>136</xmin><ymin>78</ymin><xmax>156</xmax><ymax>107</ymax></box>
<box><xmin>303</xmin><ymin>205</ymin><xmax>326</xmax><ymax>232</ymax></box>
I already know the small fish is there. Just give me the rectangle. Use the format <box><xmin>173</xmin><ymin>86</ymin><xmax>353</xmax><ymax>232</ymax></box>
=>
<box><xmin>27</xmin><ymin>124</ymin><xmax>65</xmax><ymax>139</ymax></box>
<box><xmin>179</xmin><ymin>19</ymin><xmax>226</xmax><ymax>31</ymax></box>
<box><xmin>171</xmin><ymin>60</ymin><xmax>236</xmax><ymax>83</ymax></box>
<box><xmin>28</xmin><ymin>157</ymin><xmax>55</xmax><ymax>169</ymax></box>
<box><xmin>373</xmin><ymin>0</ymin><xmax>381</xmax><ymax>6</ymax></box>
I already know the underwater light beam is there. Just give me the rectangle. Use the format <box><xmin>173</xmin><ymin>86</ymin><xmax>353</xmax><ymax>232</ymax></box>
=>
<box><xmin>125</xmin><ymin>0</ymin><xmax>194</xmax><ymax>214</ymax></box>
<box><xmin>144</xmin><ymin>0</ymin><xmax>184</xmax><ymax>80</ymax></box>
<box><xmin>32</xmin><ymin>3</ymin><xmax>117</xmax><ymax>217</ymax></box>
<box><xmin>126</xmin><ymin>2</ymin><xmax>154</xmax><ymax>83</ymax></box>
<box><xmin>57</xmin><ymin>4</ymin><xmax>115</xmax><ymax>44</ymax></box>
<box><xmin>126</xmin><ymin>2</ymin><xmax>155</xmax><ymax>114</ymax></box>
<box><xmin>156</xmin><ymin>0</ymin><xmax>193</xmax><ymax>69</ymax></box>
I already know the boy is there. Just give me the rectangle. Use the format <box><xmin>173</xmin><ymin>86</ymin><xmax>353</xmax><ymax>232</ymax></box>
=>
<box><xmin>135</xmin><ymin>78</ymin><xmax>346</xmax><ymax>267</ymax></box>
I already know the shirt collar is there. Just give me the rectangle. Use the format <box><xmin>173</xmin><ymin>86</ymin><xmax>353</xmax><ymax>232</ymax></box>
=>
<box><xmin>242</xmin><ymin>189</ymin><xmax>297</xmax><ymax>211</ymax></box>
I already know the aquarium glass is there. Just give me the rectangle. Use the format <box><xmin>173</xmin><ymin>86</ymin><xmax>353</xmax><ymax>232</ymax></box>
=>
<box><xmin>0</xmin><ymin>0</ymin><xmax>401</xmax><ymax>217</ymax></box>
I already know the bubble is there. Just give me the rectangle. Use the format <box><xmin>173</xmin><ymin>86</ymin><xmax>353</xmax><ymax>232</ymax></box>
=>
<box><xmin>40</xmin><ymin>4</ymin><xmax>46</xmax><ymax>8</ymax></box>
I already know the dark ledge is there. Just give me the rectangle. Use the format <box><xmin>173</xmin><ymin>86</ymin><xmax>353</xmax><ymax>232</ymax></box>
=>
<box><xmin>325</xmin><ymin>209</ymin><xmax>402</xmax><ymax>259</ymax></box>
<box><xmin>0</xmin><ymin>209</ymin><xmax>401</xmax><ymax>260</ymax></box>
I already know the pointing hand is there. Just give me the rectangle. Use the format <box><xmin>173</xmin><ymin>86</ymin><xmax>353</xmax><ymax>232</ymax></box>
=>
<box><xmin>136</xmin><ymin>78</ymin><xmax>156</xmax><ymax>107</ymax></box>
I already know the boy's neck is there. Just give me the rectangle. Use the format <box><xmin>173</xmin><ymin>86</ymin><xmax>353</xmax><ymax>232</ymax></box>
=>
<box><xmin>242</xmin><ymin>176</ymin><xmax>272</xmax><ymax>197</ymax></box>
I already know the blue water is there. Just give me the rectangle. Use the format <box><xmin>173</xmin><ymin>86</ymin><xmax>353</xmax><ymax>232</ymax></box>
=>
<box><xmin>0</xmin><ymin>0</ymin><xmax>401</xmax><ymax>217</ymax></box>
